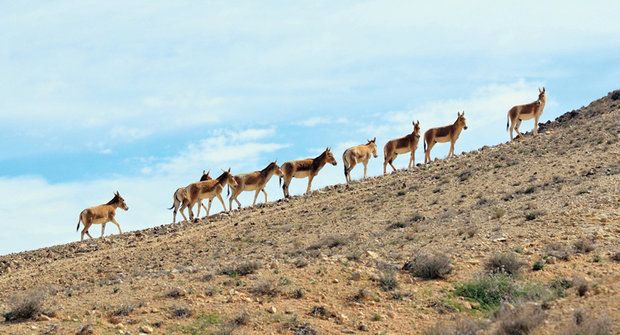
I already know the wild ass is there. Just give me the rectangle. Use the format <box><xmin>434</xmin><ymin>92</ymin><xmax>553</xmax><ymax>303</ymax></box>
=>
<box><xmin>383</xmin><ymin>121</ymin><xmax>421</xmax><ymax>174</ymax></box>
<box><xmin>185</xmin><ymin>169</ymin><xmax>237</xmax><ymax>221</ymax></box>
<box><xmin>424</xmin><ymin>112</ymin><xmax>468</xmax><ymax>164</ymax></box>
<box><xmin>343</xmin><ymin>138</ymin><xmax>378</xmax><ymax>182</ymax></box>
<box><xmin>168</xmin><ymin>170</ymin><xmax>211</xmax><ymax>224</ymax></box>
<box><xmin>507</xmin><ymin>87</ymin><xmax>546</xmax><ymax>140</ymax></box>
<box><xmin>280</xmin><ymin>148</ymin><xmax>338</xmax><ymax>198</ymax></box>
<box><xmin>76</xmin><ymin>191</ymin><xmax>129</xmax><ymax>241</ymax></box>
<box><xmin>228</xmin><ymin>161</ymin><xmax>283</xmax><ymax>209</ymax></box>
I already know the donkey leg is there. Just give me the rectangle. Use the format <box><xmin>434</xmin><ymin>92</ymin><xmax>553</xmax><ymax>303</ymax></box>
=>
<box><xmin>261</xmin><ymin>189</ymin><xmax>268</xmax><ymax>204</ymax></box>
<box><xmin>252</xmin><ymin>190</ymin><xmax>260</xmax><ymax>207</ymax></box>
<box><xmin>111</xmin><ymin>218</ymin><xmax>122</xmax><ymax>234</ymax></box>
<box><xmin>363</xmin><ymin>161</ymin><xmax>368</xmax><ymax>179</ymax></box>
<box><xmin>408</xmin><ymin>152</ymin><xmax>415</xmax><ymax>169</ymax></box>
<box><xmin>306</xmin><ymin>175</ymin><xmax>314</xmax><ymax>194</ymax></box>
<box><xmin>515</xmin><ymin>119</ymin><xmax>523</xmax><ymax>137</ymax></box>
<box><xmin>448</xmin><ymin>141</ymin><xmax>455</xmax><ymax>158</ymax></box>
<box><xmin>347</xmin><ymin>161</ymin><xmax>356</xmax><ymax>182</ymax></box>
<box><xmin>196</xmin><ymin>201</ymin><xmax>202</xmax><ymax>218</ymax></box>
<box><xmin>206</xmin><ymin>199</ymin><xmax>213</xmax><ymax>217</ymax></box>
<box><xmin>534</xmin><ymin>116</ymin><xmax>540</xmax><ymax>135</ymax></box>
<box><xmin>86</xmin><ymin>230</ymin><xmax>94</xmax><ymax>239</ymax></box>
<box><xmin>101</xmin><ymin>223</ymin><xmax>106</xmax><ymax>238</ymax></box>
<box><xmin>217</xmin><ymin>193</ymin><xmax>227</xmax><ymax>212</ymax></box>
<box><xmin>389</xmin><ymin>156</ymin><xmax>397</xmax><ymax>172</ymax></box>
<box><xmin>283</xmin><ymin>177</ymin><xmax>292</xmax><ymax>198</ymax></box>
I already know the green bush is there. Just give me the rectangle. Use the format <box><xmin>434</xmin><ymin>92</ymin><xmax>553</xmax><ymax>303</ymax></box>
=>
<box><xmin>454</xmin><ymin>274</ymin><xmax>517</xmax><ymax>310</ymax></box>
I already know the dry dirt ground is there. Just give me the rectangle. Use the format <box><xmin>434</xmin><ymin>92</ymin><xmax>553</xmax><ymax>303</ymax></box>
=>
<box><xmin>1</xmin><ymin>91</ymin><xmax>619</xmax><ymax>335</ymax></box>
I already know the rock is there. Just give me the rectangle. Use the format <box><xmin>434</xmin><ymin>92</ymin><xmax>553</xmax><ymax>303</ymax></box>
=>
<box><xmin>546</xmin><ymin>256</ymin><xmax>556</xmax><ymax>264</ymax></box>
<box><xmin>267</xmin><ymin>306</ymin><xmax>277</xmax><ymax>314</ymax></box>
<box><xmin>36</xmin><ymin>314</ymin><xmax>52</xmax><ymax>321</ymax></box>
<box><xmin>139</xmin><ymin>325</ymin><xmax>154</xmax><ymax>334</ymax></box>
<box><xmin>366</xmin><ymin>251</ymin><xmax>379</xmax><ymax>259</ymax></box>
<box><xmin>350</xmin><ymin>272</ymin><xmax>362</xmax><ymax>281</ymax></box>
<box><xmin>333</xmin><ymin>278</ymin><xmax>340</xmax><ymax>283</ymax></box>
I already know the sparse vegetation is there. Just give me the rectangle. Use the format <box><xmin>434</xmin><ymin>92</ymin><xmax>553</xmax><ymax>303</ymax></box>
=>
<box><xmin>310</xmin><ymin>306</ymin><xmax>335</xmax><ymax>319</ymax></box>
<box><xmin>351</xmin><ymin>288</ymin><xmax>378</xmax><ymax>303</ymax></box>
<box><xmin>402</xmin><ymin>252</ymin><xmax>452</xmax><ymax>280</ymax></box>
<box><xmin>307</xmin><ymin>234</ymin><xmax>348</xmax><ymax>250</ymax></box>
<box><xmin>250</xmin><ymin>279</ymin><xmax>280</xmax><ymax>297</ymax></box>
<box><xmin>171</xmin><ymin>306</ymin><xmax>193</xmax><ymax>318</ymax></box>
<box><xmin>573</xmin><ymin>238</ymin><xmax>595</xmax><ymax>254</ymax></box>
<box><xmin>378</xmin><ymin>270</ymin><xmax>399</xmax><ymax>291</ymax></box>
<box><xmin>574</xmin><ymin>278</ymin><xmax>589</xmax><ymax>297</ymax></box>
<box><xmin>485</xmin><ymin>252</ymin><xmax>523</xmax><ymax>276</ymax></box>
<box><xmin>165</xmin><ymin>287</ymin><xmax>186</xmax><ymax>299</ymax></box>
<box><xmin>546</xmin><ymin>243</ymin><xmax>571</xmax><ymax>261</ymax></box>
<box><xmin>455</xmin><ymin>274</ymin><xmax>517</xmax><ymax>310</ymax></box>
<box><xmin>532</xmin><ymin>259</ymin><xmax>545</xmax><ymax>271</ymax></box>
<box><xmin>612</xmin><ymin>251</ymin><xmax>620</xmax><ymax>262</ymax></box>
<box><xmin>491</xmin><ymin>207</ymin><xmax>506</xmax><ymax>219</ymax></box>
<box><xmin>495</xmin><ymin>303</ymin><xmax>545</xmax><ymax>335</ymax></box>
<box><xmin>561</xmin><ymin>309</ymin><xmax>612</xmax><ymax>335</ymax></box>
<box><xmin>219</xmin><ymin>261</ymin><xmax>262</xmax><ymax>277</ymax></box>
<box><xmin>424</xmin><ymin>317</ymin><xmax>485</xmax><ymax>335</ymax></box>
<box><xmin>111</xmin><ymin>303</ymin><xmax>135</xmax><ymax>317</ymax></box>
<box><xmin>3</xmin><ymin>290</ymin><xmax>46</xmax><ymax>322</ymax></box>
<box><xmin>525</xmin><ymin>210</ymin><xmax>544</xmax><ymax>221</ymax></box>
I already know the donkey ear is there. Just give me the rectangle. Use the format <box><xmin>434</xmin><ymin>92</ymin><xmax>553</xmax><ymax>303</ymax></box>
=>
<box><xmin>542</xmin><ymin>87</ymin><xmax>545</xmax><ymax>93</ymax></box>
<box><xmin>416</xmin><ymin>120</ymin><xmax>420</xmax><ymax>126</ymax></box>
<box><xmin>227</xmin><ymin>168</ymin><xmax>231</xmax><ymax>173</ymax></box>
<box><xmin>372</xmin><ymin>137</ymin><xmax>376</xmax><ymax>142</ymax></box>
<box><xmin>115</xmin><ymin>191</ymin><xmax>119</xmax><ymax>196</ymax></box>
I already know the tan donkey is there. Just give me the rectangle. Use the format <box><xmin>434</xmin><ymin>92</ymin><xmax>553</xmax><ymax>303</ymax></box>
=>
<box><xmin>383</xmin><ymin>121</ymin><xmax>421</xmax><ymax>174</ymax></box>
<box><xmin>507</xmin><ymin>87</ymin><xmax>546</xmax><ymax>140</ymax></box>
<box><xmin>168</xmin><ymin>170</ymin><xmax>211</xmax><ymax>224</ymax></box>
<box><xmin>343</xmin><ymin>138</ymin><xmax>378</xmax><ymax>182</ymax></box>
<box><xmin>76</xmin><ymin>191</ymin><xmax>129</xmax><ymax>241</ymax></box>
<box><xmin>280</xmin><ymin>148</ymin><xmax>337</xmax><ymax>198</ymax></box>
<box><xmin>424</xmin><ymin>112</ymin><xmax>468</xmax><ymax>164</ymax></box>
<box><xmin>185</xmin><ymin>169</ymin><xmax>237</xmax><ymax>221</ymax></box>
<box><xmin>228</xmin><ymin>161</ymin><xmax>283</xmax><ymax>209</ymax></box>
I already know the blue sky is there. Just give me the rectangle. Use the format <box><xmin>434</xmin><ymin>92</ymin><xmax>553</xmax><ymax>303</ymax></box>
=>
<box><xmin>1</xmin><ymin>1</ymin><xmax>619</xmax><ymax>255</ymax></box>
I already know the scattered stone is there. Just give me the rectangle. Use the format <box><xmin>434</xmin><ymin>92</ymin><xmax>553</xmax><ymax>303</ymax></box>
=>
<box><xmin>139</xmin><ymin>325</ymin><xmax>154</xmax><ymax>334</ymax></box>
<box><xmin>76</xmin><ymin>324</ymin><xmax>94</xmax><ymax>335</ymax></box>
<box><xmin>267</xmin><ymin>306</ymin><xmax>277</xmax><ymax>314</ymax></box>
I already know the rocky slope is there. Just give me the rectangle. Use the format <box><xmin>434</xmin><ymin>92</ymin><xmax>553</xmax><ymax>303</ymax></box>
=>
<box><xmin>1</xmin><ymin>91</ymin><xmax>619</xmax><ymax>335</ymax></box>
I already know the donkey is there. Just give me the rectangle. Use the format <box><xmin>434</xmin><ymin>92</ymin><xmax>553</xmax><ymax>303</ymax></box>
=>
<box><xmin>76</xmin><ymin>191</ymin><xmax>129</xmax><ymax>241</ymax></box>
<box><xmin>424</xmin><ymin>112</ymin><xmax>468</xmax><ymax>164</ymax></box>
<box><xmin>343</xmin><ymin>138</ymin><xmax>378</xmax><ymax>182</ymax></box>
<box><xmin>185</xmin><ymin>169</ymin><xmax>238</xmax><ymax>221</ymax></box>
<box><xmin>229</xmin><ymin>161</ymin><xmax>283</xmax><ymax>209</ymax></box>
<box><xmin>280</xmin><ymin>147</ymin><xmax>337</xmax><ymax>198</ymax></box>
<box><xmin>168</xmin><ymin>170</ymin><xmax>211</xmax><ymax>224</ymax></box>
<box><xmin>383</xmin><ymin>121</ymin><xmax>421</xmax><ymax>174</ymax></box>
<box><xmin>507</xmin><ymin>87</ymin><xmax>546</xmax><ymax>140</ymax></box>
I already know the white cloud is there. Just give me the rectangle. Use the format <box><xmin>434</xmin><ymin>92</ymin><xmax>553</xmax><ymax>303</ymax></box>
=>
<box><xmin>294</xmin><ymin>117</ymin><xmax>348</xmax><ymax>127</ymax></box>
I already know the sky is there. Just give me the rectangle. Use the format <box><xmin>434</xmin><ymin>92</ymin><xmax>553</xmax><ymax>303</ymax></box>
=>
<box><xmin>1</xmin><ymin>1</ymin><xmax>619</xmax><ymax>255</ymax></box>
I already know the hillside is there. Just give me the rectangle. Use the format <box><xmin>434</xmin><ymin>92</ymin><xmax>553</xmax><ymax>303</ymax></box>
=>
<box><xmin>1</xmin><ymin>91</ymin><xmax>619</xmax><ymax>335</ymax></box>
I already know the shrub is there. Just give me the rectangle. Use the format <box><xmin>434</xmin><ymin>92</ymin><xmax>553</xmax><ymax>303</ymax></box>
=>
<box><xmin>561</xmin><ymin>309</ymin><xmax>611</xmax><ymax>335</ymax></box>
<box><xmin>532</xmin><ymin>260</ymin><xmax>545</xmax><ymax>271</ymax></box>
<box><xmin>611</xmin><ymin>90</ymin><xmax>620</xmax><ymax>100</ymax></box>
<box><xmin>111</xmin><ymin>304</ymin><xmax>135</xmax><ymax>317</ymax></box>
<box><xmin>495</xmin><ymin>304</ymin><xmax>545</xmax><ymax>335</ymax></box>
<box><xmin>309</xmin><ymin>306</ymin><xmax>335</xmax><ymax>319</ymax></box>
<box><xmin>219</xmin><ymin>261</ymin><xmax>261</xmax><ymax>277</ymax></box>
<box><xmin>550</xmin><ymin>278</ymin><xmax>573</xmax><ymax>298</ymax></box>
<box><xmin>165</xmin><ymin>287</ymin><xmax>186</xmax><ymax>299</ymax></box>
<box><xmin>3</xmin><ymin>290</ymin><xmax>45</xmax><ymax>322</ymax></box>
<box><xmin>611</xmin><ymin>251</ymin><xmax>620</xmax><ymax>262</ymax></box>
<box><xmin>491</xmin><ymin>207</ymin><xmax>506</xmax><ymax>220</ymax></box>
<box><xmin>485</xmin><ymin>252</ymin><xmax>523</xmax><ymax>276</ymax></box>
<box><xmin>545</xmin><ymin>243</ymin><xmax>571</xmax><ymax>261</ymax></box>
<box><xmin>351</xmin><ymin>288</ymin><xmax>377</xmax><ymax>303</ymax></box>
<box><xmin>525</xmin><ymin>210</ymin><xmax>543</xmax><ymax>221</ymax></box>
<box><xmin>171</xmin><ymin>306</ymin><xmax>192</xmax><ymax>318</ymax></box>
<box><xmin>231</xmin><ymin>311</ymin><xmax>251</xmax><ymax>326</ymax></box>
<box><xmin>423</xmin><ymin>317</ymin><xmax>486</xmax><ymax>335</ymax></box>
<box><xmin>455</xmin><ymin>274</ymin><xmax>517</xmax><ymax>310</ymax></box>
<box><xmin>378</xmin><ymin>271</ymin><xmax>399</xmax><ymax>291</ymax></box>
<box><xmin>573</xmin><ymin>239</ymin><xmax>595</xmax><ymax>254</ymax></box>
<box><xmin>574</xmin><ymin>278</ymin><xmax>589</xmax><ymax>297</ymax></box>
<box><xmin>250</xmin><ymin>280</ymin><xmax>280</xmax><ymax>297</ymax></box>
<box><xmin>307</xmin><ymin>235</ymin><xmax>348</xmax><ymax>250</ymax></box>
<box><xmin>402</xmin><ymin>252</ymin><xmax>452</xmax><ymax>280</ymax></box>
<box><xmin>290</xmin><ymin>288</ymin><xmax>304</xmax><ymax>299</ymax></box>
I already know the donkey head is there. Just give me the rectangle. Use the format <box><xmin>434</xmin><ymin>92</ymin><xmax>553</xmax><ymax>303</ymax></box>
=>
<box><xmin>324</xmin><ymin>147</ymin><xmax>338</xmax><ymax>166</ymax></box>
<box><xmin>272</xmin><ymin>160</ymin><xmax>284</xmax><ymax>177</ymax></box>
<box><xmin>538</xmin><ymin>87</ymin><xmax>546</xmax><ymax>101</ymax></box>
<box><xmin>113</xmin><ymin>191</ymin><xmax>129</xmax><ymax>211</ymax></box>
<box><xmin>366</xmin><ymin>137</ymin><xmax>378</xmax><ymax>158</ymax></box>
<box><xmin>457</xmin><ymin>112</ymin><xmax>467</xmax><ymax>130</ymax></box>
<box><xmin>412</xmin><ymin>121</ymin><xmax>421</xmax><ymax>138</ymax></box>
<box><xmin>223</xmin><ymin>168</ymin><xmax>238</xmax><ymax>187</ymax></box>
<box><xmin>200</xmin><ymin>169</ymin><xmax>211</xmax><ymax>181</ymax></box>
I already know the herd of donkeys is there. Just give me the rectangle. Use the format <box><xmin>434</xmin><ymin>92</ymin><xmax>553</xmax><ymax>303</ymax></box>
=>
<box><xmin>75</xmin><ymin>88</ymin><xmax>546</xmax><ymax>241</ymax></box>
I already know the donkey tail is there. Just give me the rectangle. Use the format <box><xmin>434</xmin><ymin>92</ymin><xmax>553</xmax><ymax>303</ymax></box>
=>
<box><xmin>279</xmin><ymin>176</ymin><xmax>282</xmax><ymax>188</ymax></box>
<box><xmin>423</xmin><ymin>137</ymin><xmax>427</xmax><ymax>152</ymax></box>
<box><xmin>342</xmin><ymin>150</ymin><xmax>350</xmax><ymax>179</ymax></box>
<box><xmin>76</xmin><ymin>212</ymin><xmax>82</xmax><ymax>232</ymax></box>
<box><xmin>506</xmin><ymin>112</ymin><xmax>510</xmax><ymax>131</ymax></box>
<box><xmin>227</xmin><ymin>185</ymin><xmax>230</xmax><ymax>197</ymax></box>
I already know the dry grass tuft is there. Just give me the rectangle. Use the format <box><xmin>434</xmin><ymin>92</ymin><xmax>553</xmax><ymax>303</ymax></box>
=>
<box><xmin>402</xmin><ymin>252</ymin><xmax>452</xmax><ymax>280</ymax></box>
<box><xmin>219</xmin><ymin>261</ymin><xmax>261</xmax><ymax>277</ymax></box>
<box><xmin>561</xmin><ymin>309</ymin><xmax>611</xmax><ymax>335</ymax></box>
<box><xmin>3</xmin><ymin>290</ymin><xmax>46</xmax><ymax>322</ymax></box>
<box><xmin>573</xmin><ymin>238</ymin><xmax>595</xmax><ymax>254</ymax></box>
<box><xmin>485</xmin><ymin>252</ymin><xmax>523</xmax><ymax>276</ymax></box>
<box><xmin>423</xmin><ymin>317</ymin><xmax>486</xmax><ymax>335</ymax></box>
<box><xmin>495</xmin><ymin>303</ymin><xmax>545</xmax><ymax>335</ymax></box>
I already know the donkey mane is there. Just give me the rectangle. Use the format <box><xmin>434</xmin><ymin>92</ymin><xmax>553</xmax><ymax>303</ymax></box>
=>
<box><xmin>215</xmin><ymin>171</ymin><xmax>229</xmax><ymax>183</ymax></box>
<box><xmin>260</xmin><ymin>162</ymin><xmax>277</xmax><ymax>175</ymax></box>
<box><xmin>106</xmin><ymin>194</ymin><xmax>120</xmax><ymax>205</ymax></box>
